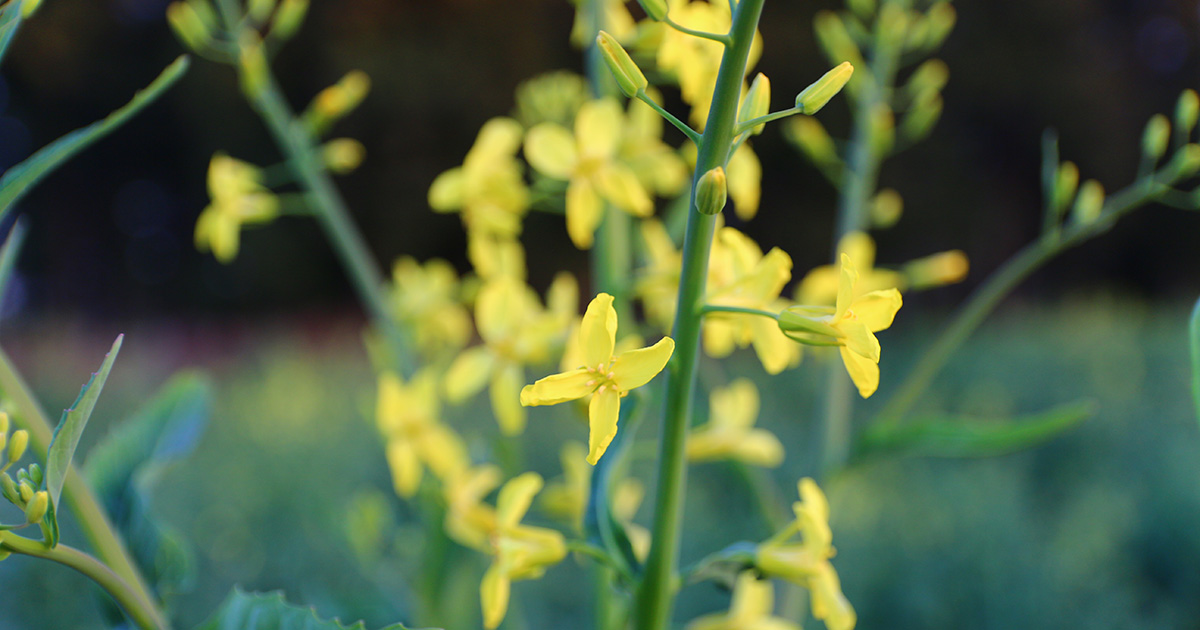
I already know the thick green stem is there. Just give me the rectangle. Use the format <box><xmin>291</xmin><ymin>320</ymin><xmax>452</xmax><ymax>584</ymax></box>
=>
<box><xmin>633</xmin><ymin>1</ymin><xmax>765</xmax><ymax>628</ymax></box>
<box><xmin>1</xmin><ymin>532</ymin><xmax>164</xmax><ymax>630</ymax></box>
<box><xmin>0</xmin><ymin>346</ymin><xmax>168</xmax><ymax>629</ymax></box>
<box><xmin>879</xmin><ymin>178</ymin><xmax>1170</xmax><ymax>422</ymax></box>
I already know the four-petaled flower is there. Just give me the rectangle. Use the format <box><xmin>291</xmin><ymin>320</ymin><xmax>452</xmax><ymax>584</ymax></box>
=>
<box><xmin>687</xmin><ymin>378</ymin><xmax>784</xmax><ymax>467</ymax></box>
<box><xmin>521</xmin><ymin>293</ymin><xmax>674</xmax><ymax>464</ymax></box>
<box><xmin>194</xmin><ymin>153</ymin><xmax>279</xmax><ymax>263</ymax></box>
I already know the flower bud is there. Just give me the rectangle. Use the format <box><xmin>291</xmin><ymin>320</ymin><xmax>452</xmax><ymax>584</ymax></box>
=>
<box><xmin>1176</xmin><ymin>89</ymin><xmax>1199</xmax><ymax>138</ymax></box>
<box><xmin>740</xmin><ymin>73</ymin><xmax>771</xmax><ymax>136</ymax></box>
<box><xmin>322</xmin><ymin>138</ymin><xmax>366</xmax><ymax>173</ymax></box>
<box><xmin>870</xmin><ymin>188</ymin><xmax>903</xmax><ymax>228</ymax></box>
<box><xmin>876</xmin><ymin>2</ymin><xmax>909</xmax><ymax>51</ymax></box>
<box><xmin>248</xmin><ymin>0</ymin><xmax>276</xmax><ymax>24</ymax></box>
<box><xmin>904</xmin><ymin>250</ymin><xmax>969</xmax><ymax>289</ymax></box>
<box><xmin>1169</xmin><ymin>144</ymin><xmax>1200</xmax><ymax>178</ymax></box>
<box><xmin>27</xmin><ymin>463</ymin><xmax>41</xmax><ymax>487</ymax></box>
<box><xmin>900</xmin><ymin>92</ymin><xmax>942</xmax><ymax>142</ymax></box>
<box><xmin>846</xmin><ymin>0</ymin><xmax>875</xmax><ymax>19</ymax></box>
<box><xmin>795</xmin><ymin>62</ymin><xmax>854</xmax><ymax>115</ymax></box>
<box><xmin>868</xmin><ymin>102</ymin><xmax>895</xmax><ymax>156</ymax></box>
<box><xmin>1052</xmin><ymin>161</ymin><xmax>1079</xmax><ymax>214</ymax></box>
<box><xmin>7</xmin><ymin>430</ymin><xmax>26</xmax><ymax>465</ymax></box>
<box><xmin>1071</xmin><ymin>180</ymin><xmax>1104</xmax><ymax>224</ymax></box>
<box><xmin>694</xmin><ymin>167</ymin><xmax>728</xmax><ymax>215</ymax></box>
<box><xmin>906</xmin><ymin>59</ymin><xmax>949</xmax><ymax>98</ymax></box>
<box><xmin>786</xmin><ymin>117</ymin><xmax>837</xmax><ymax>166</ymax></box>
<box><xmin>920</xmin><ymin>2</ymin><xmax>956</xmax><ymax>51</ymax></box>
<box><xmin>814</xmin><ymin>12</ymin><xmax>863</xmax><ymax>69</ymax></box>
<box><xmin>17</xmin><ymin>479</ymin><xmax>33</xmax><ymax>504</ymax></box>
<box><xmin>0</xmin><ymin>412</ymin><xmax>8</xmax><ymax>436</ymax></box>
<box><xmin>636</xmin><ymin>0</ymin><xmax>668</xmax><ymax>21</ymax></box>
<box><xmin>24</xmin><ymin>491</ymin><xmax>47</xmax><ymax>524</ymax></box>
<box><xmin>0</xmin><ymin>473</ymin><xmax>17</xmax><ymax>504</ymax></box>
<box><xmin>596</xmin><ymin>31</ymin><xmax>647</xmax><ymax>98</ymax></box>
<box><xmin>315</xmin><ymin>71</ymin><xmax>371</xmax><ymax>120</ymax></box>
<box><xmin>271</xmin><ymin>0</ymin><xmax>309</xmax><ymax>41</ymax></box>
<box><xmin>237</xmin><ymin>32</ymin><xmax>270</xmax><ymax>99</ymax></box>
<box><xmin>1142</xmin><ymin>114</ymin><xmax>1170</xmax><ymax>161</ymax></box>
<box><xmin>21</xmin><ymin>0</ymin><xmax>42</xmax><ymax>17</ymax></box>
<box><xmin>166</xmin><ymin>1</ymin><xmax>214</xmax><ymax>53</ymax></box>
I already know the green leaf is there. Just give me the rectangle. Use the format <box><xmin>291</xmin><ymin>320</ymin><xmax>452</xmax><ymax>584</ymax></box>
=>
<box><xmin>852</xmin><ymin>400</ymin><xmax>1096</xmax><ymax>463</ymax></box>
<box><xmin>1190</xmin><ymin>296</ymin><xmax>1200</xmax><ymax>427</ymax></box>
<box><xmin>0</xmin><ymin>55</ymin><xmax>190</xmax><ymax>229</ymax></box>
<box><xmin>45</xmin><ymin>335</ymin><xmax>123</xmax><ymax>510</ymax></box>
<box><xmin>195</xmin><ymin>588</ymin><xmax>437</xmax><ymax>630</ymax></box>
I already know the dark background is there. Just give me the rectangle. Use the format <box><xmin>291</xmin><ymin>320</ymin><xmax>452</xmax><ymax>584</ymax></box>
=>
<box><xmin>0</xmin><ymin>0</ymin><xmax>1195</xmax><ymax>323</ymax></box>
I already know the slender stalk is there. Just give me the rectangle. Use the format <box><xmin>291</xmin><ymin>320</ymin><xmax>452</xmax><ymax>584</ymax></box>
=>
<box><xmin>636</xmin><ymin>91</ymin><xmax>702</xmax><ymax>145</ymax></box>
<box><xmin>1</xmin><ymin>533</ymin><xmax>164</xmax><ymax>630</ymax></box>
<box><xmin>699</xmin><ymin>304</ymin><xmax>778</xmax><ymax>319</ymax></box>
<box><xmin>633</xmin><ymin>1</ymin><xmax>766</xmax><ymax>628</ymax></box>
<box><xmin>0</xmin><ymin>346</ymin><xmax>168</xmax><ymax>630</ymax></box>
<box><xmin>878</xmin><ymin>178</ymin><xmax>1171</xmax><ymax>422</ymax></box>
<box><xmin>664</xmin><ymin>18</ymin><xmax>732</xmax><ymax>46</ymax></box>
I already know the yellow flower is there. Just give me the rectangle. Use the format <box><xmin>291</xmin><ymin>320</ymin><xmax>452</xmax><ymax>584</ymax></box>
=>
<box><xmin>621</xmin><ymin>92</ymin><xmax>688</xmax><ymax>198</ymax></box>
<box><xmin>444</xmin><ymin>464</ymin><xmax>502</xmax><ymax>552</ymax></box>
<box><xmin>685</xmin><ymin>571</ymin><xmax>801</xmax><ymax>630</ymax></box>
<box><xmin>524</xmin><ymin>98</ymin><xmax>654</xmax><ymax>249</ymax></box>
<box><xmin>521</xmin><ymin>293</ymin><xmax>675</xmax><ymax>464</ymax></box>
<box><xmin>795</xmin><ymin>232</ymin><xmax>902</xmax><ymax>306</ymax></box>
<box><xmin>194</xmin><ymin>153</ymin><xmax>279</xmax><ymax>263</ymax></box>
<box><xmin>390</xmin><ymin>257</ymin><xmax>473</xmax><ymax>358</ymax></box>
<box><xmin>444</xmin><ymin>276</ymin><xmax>575</xmax><ymax>435</ymax></box>
<box><xmin>635</xmin><ymin>219</ymin><xmax>683</xmax><ymax>332</ymax></box>
<box><xmin>687</xmin><ymin>379</ymin><xmax>783</xmax><ymax>467</ymax></box>
<box><xmin>428</xmin><ymin>117</ymin><xmax>530</xmax><ymax>239</ymax></box>
<box><xmin>541</xmin><ymin>441</ymin><xmax>649</xmax><ymax>555</ymax></box>
<box><xmin>756</xmin><ymin>479</ymin><xmax>856</xmax><ymax>630</ymax></box>
<box><xmin>570</xmin><ymin>0</ymin><xmax>635</xmax><ymax>48</ymax></box>
<box><xmin>480</xmin><ymin>473</ymin><xmax>568</xmax><ymax>629</ymax></box>
<box><xmin>376</xmin><ymin>370</ymin><xmax>469</xmax><ymax>498</ymax></box>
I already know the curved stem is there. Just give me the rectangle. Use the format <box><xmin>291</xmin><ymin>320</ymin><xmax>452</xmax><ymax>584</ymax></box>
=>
<box><xmin>664</xmin><ymin>17</ymin><xmax>732</xmax><ymax>46</ymax></box>
<box><xmin>0</xmin><ymin>346</ymin><xmax>168</xmax><ymax>629</ymax></box>
<box><xmin>699</xmin><ymin>304</ymin><xmax>779</xmax><ymax>319</ymax></box>
<box><xmin>1</xmin><ymin>533</ymin><xmax>165</xmax><ymax>630</ymax></box>
<box><xmin>633</xmin><ymin>1</ymin><xmax>765</xmax><ymax>628</ymax></box>
<box><xmin>636</xmin><ymin>90</ymin><xmax>702</xmax><ymax>145</ymax></box>
<box><xmin>734</xmin><ymin>106</ymin><xmax>801</xmax><ymax>136</ymax></box>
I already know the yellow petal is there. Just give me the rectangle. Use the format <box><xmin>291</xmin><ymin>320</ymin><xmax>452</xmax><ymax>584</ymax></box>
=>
<box><xmin>481</xmin><ymin>561</ymin><xmax>512</xmax><ymax>630</ymax></box>
<box><xmin>524</xmin><ymin>122</ymin><xmax>578</xmax><ymax>179</ymax></box>
<box><xmin>575</xmin><ymin>98</ymin><xmax>622</xmax><ymax>160</ymax></box>
<box><xmin>566</xmin><ymin>176</ymin><xmax>603</xmax><ymax>249</ymax></box>
<box><xmin>839</xmin><ymin>345</ymin><xmax>880</xmax><ymax>398</ymax></box>
<box><xmin>491</xmin><ymin>361</ymin><xmax>527</xmax><ymax>435</ymax></box>
<box><xmin>496</xmin><ymin>472</ymin><xmax>543</xmax><ymax>528</ymax></box>
<box><xmin>703</xmin><ymin>319</ymin><xmax>737</xmax><ymax>358</ymax></box>
<box><xmin>727</xmin><ymin>144</ymin><xmax>762</xmax><ymax>221</ymax></box>
<box><xmin>428</xmin><ymin>167</ymin><xmax>465</xmax><ymax>211</ymax></box>
<box><xmin>587</xmin><ymin>387</ymin><xmax>621</xmax><ymax>465</ymax></box>
<box><xmin>521</xmin><ymin>368</ymin><xmax>595</xmax><ymax>406</ymax></box>
<box><xmin>594</xmin><ymin>163</ymin><xmax>653</xmax><ymax>216</ymax></box>
<box><xmin>471</xmin><ymin>117</ymin><xmax>525</xmax><ymax>162</ymax></box>
<box><xmin>580</xmin><ymin>293</ymin><xmax>618</xmax><ymax>368</ymax></box>
<box><xmin>836</xmin><ymin>253</ymin><xmax>857</xmax><ymax>317</ymax></box>
<box><xmin>611</xmin><ymin>336</ymin><xmax>675</xmax><ymax>391</ymax></box>
<box><xmin>851</xmin><ymin>288</ymin><xmax>902</xmax><ymax>333</ymax></box>
<box><xmin>711</xmin><ymin>378</ymin><xmax>758</xmax><ymax>429</ymax></box>
<box><xmin>837</xmin><ymin>231</ymin><xmax>875</xmax><ymax>272</ymax></box>
<box><xmin>735</xmin><ymin>429</ymin><xmax>785</xmax><ymax>468</ymax></box>
<box><xmin>838</xmin><ymin>319</ymin><xmax>879</xmax><ymax>362</ymax></box>
<box><xmin>810</xmin><ymin>563</ymin><xmax>856</xmax><ymax>630</ymax></box>
<box><xmin>386</xmin><ymin>441</ymin><xmax>421</xmax><ymax>498</ymax></box>
<box><xmin>751</xmin><ymin>316</ymin><xmax>798</xmax><ymax>375</ymax></box>
<box><xmin>421</xmin><ymin>425</ymin><xmax>471</xmax><ymax>480</ymax></box>
<box><xmin>798</xmin><ymin>478</ymin><xmax>830</xmax><ymax>526</ymax></box>
<box><xmin>729</xmin><ymin>571</ymin><xmax>774</xmax><ymax>620</ymax></box>
<box><xmin>444</xmin><ymin>346</ymin><xmax>496</xmax><ymax>402</ymax></box>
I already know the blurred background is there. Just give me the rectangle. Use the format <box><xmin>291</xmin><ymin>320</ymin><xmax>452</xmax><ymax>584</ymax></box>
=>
<box><xmin>0</xmin><ymin>0</ymin><xmax>1199</xmax><ymax>628</ymax></box>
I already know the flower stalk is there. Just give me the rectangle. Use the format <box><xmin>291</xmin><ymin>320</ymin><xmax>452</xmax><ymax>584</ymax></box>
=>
<box><xmin>633</xmin><ymin>0</ymin><xmax>767</xmax><ymax>627</ymax></box>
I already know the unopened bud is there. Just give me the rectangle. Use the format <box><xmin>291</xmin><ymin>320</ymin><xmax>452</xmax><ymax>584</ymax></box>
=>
<box><xmin>1071</xmin><ymin>180</ymin><xmax>1104</xmax><ymax>224</ymax></box>
<box><xmin>1052</xmin><ymin>161</ymin><xmax>1080</xmax><ymax>214</ymax></box>
<box><xmin>248</xmin><ymin>0</ymin><xmax>276</xmax><ymax>23</ymax></box>
<box><xmin>21</xmin><ymin>0</ymin><xmax>42</xmax><ymax>17</ymax></box>
<box><xmin>795</xmin><ymin>62</ymin><xmax>854</xmax><ymax>115</ymax></box>
<box><xmin>322</xmin><ymin>138</ymin><xmax>366</xmax><ymax>173</ymax></box>
<box><xmin>870</xmin><ymin>188</ymin><xmax>903</xmax><ymax>228</ymax></box>
<box><xmin>814</xmin><ymin>12</ymin><xmax>863</xmax><ymax>68</ymax></box>
<box><xmin>1176</xmin><ymin>89</ymin><xmax>1200</xmax><ymax>138</ymax></box>
<box><xmin>0</xmin><ymin>473</ymin><xmax>16</xmax><ymax>503</ymax></box>
<box><xmin>694</xmin><ymin>167</ymin><xmax>728</xmax><ymax>215</ymax></box>
<box><xmin>166</xmin><ymin>1</ymin><xmax>213</xmax><ymax>53</ymax></box>
<box><xmin>901</xmin><ymin>92</ymin><xmax>942</xmax><ymax>142</ymax></box>
<box><xmin>27</xmin><ymin>463</ymin><xmax>41</xmax><ymax>487</ymax></box>
<box><xmin>17</xmin><ymin>479</ymin><xmax>33</xmax><ymax>504</ymax></box>
<box><xmin>1169</xmin><ymin>144</ymin><xmax>1200</xmax><ymax>178</ymax></box>
<box><xmin>904</xmin><ymin>250</ymin><xmax>969</xmax><ymax>289</ymax></box>
<box><xmin>636</xmin><ymin>0</ymin><xmax>668</xmax><ymax>21</ymax></box>
<box><xmin>740</xmin><ymin>73</ymin><xmax>771</xmax><ymax>136</ymax></box>
<box><xmin>271</xmin><ymin>0</ymin><xmax>308</xmax><ymax>41</ymax></box>
<box><xmin>868</xmin><ymin>102</ymin><xmax>895</xmax><ymax>156</ymax></box>
<box><xmin>237</xmin><ymin>33</ymin><xmax>269</xmax><ymax>99</ymax></box>
<box><xmin>0</xmin><ymin>412</ymin><xmax>8</xmax><ymax>436</ymax></box>
<box><xmin>907</xmin><ymin>59</ymin><xmax>949</xmax><ymax>98</ymax></box>
<box><xmin>24</xmin><ymin>491</ymin><xmax>47</xmax><ymax>524</ymax></box>
<box><xmin>876</xmin><ymin>2</ymin><xmax>909</xmax><ymax>50</ymax></box>
<box><xmin>921</xmin><ymin>2</ymin><xmax>956</xmax><ymax>51</ymax></box>
<box><xmin>1142</xmin><ymin>114</ymin><xmax>1170</xmax><ymax>161</ymax></box>
<box><xmin>7</xmin><ymin>430</ymin><xmax>26</xmax><ymax>464</ymax></box>
<box><xmin>596</xmin><ymin>31</ymin><xmax>647</xmax><ymax>98</ymax></box>
<box><xmin>846</xmin><ymin>0</ymin><xmax>875</xmax><ymax>19</ymax></box>
<box><xmin>315</xmin><ymin>71</ymin><xmax>371</xmax><ymax>121</ymax></box>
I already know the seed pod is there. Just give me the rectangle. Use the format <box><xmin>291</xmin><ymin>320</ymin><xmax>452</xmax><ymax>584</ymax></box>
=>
<box><xmin>7</xmin><ymin>430</ymin><xmax>27</xmax><ymax>465</ymax></box>
<box><xmin>795</xmin><ymin>62</ymin><xmax>854</xmax><ymax>115</ymax></box>
<box><xmin>596</xmin><ymin>31</ymin><xmax>647</xmax><ymax>98</ymax></box>
<box><xmin>24</xmin><ymin>491</ymin><xmax>47</xmax><ymax>524</ymax></box>
<box><xmin>694</xmin><ymin>167</ymin><xmax>727</xmax><ymax>216</ymax></box>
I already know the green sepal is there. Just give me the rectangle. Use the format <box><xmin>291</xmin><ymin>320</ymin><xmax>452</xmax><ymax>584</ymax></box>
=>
<box><xmin>851</xmin><ymin>400</ymin><xmax>1095</xmax><ymax>463</ymax></box>
<box><xmin>0</xmin><ymin>56</ymin><xmax>189</xmax><ymax>231</ymax></box>
<box><xmin>42</xmin><ymin>335</ymin><xmax>124</xmax><ymax>547</ymax></box>
<box><xmin>195</xmin><ymin>588</ymin><xmax>436</xmax><ymax>630</ymax></box>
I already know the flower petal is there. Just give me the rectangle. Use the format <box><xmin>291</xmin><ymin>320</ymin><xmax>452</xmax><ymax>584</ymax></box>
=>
<box><xmin>575</xmin><ymin>98</ymin><xmax>622</xmax><ymax>159</ymax></box>
<box><xmin>386</xmin><ymin>440</ymin><xmax>421</xmax><ymax>498</ymax></box>
<box><xmin>481</xmin><ymin>561</ymin><xmax>512</xmax><ymax>630</ymax></box>
<box><xmin>428</xmin><ymin>167</ymin><xmax>465</xmax><ymax>211</ymax></box>
<box><xmin>835</xmin><ymin>253</ymin><xmax>857</xmax><ymax>317</ymax></box>
<box><xmin>566</xmin><ymin>176</ymin><xmax>603</xmax><ymax>249</ymax></box>
<box><xmin>851</xmin><ymin>288</ymin><xmax>902</xmax><ymax>333</ymax></box>
<box><xmin>497</xmin><ymin>471</ymin><xmax>543</xmax><ymax>528</ymax></box>
<box><xmin>443</xmin><ymin>346</ymin><xmax>495</xmax><ymax>403</ymax></box>
<box><xmin>587</xmin><ymin>387</ymin><xmax>621</xmax><ymax>465</ymax></box>
<box><xmin>611</xmin><ymin>336</ymin><xmax>675</xmax><ymax>391</ymax></box>
<box><xmin>524</xmin><ymin>122</ymin><xmax>578</xmax><ymax>179</ymax></box>
<box><xmin>729</xmin><ymin>571</ymin><xmax>775</xmax><ymax>620</ymax></box>
<box><xmin>839</xmin><ymin>345</ymin><xmax>880</xmax><ymax>398</ymax></box>
<box><xmin>838</xmin><ymin>319</ymin><xmax>879</xmax><ymax>362</ymax></box>
<box><xmin>521</xmin><ymin>368</ymin><xmax>594</xmax><ymax>406</ymax></box>
<box><xmin>594</xmin><ymin>163</ymin><xmax>653</xmax><ymax>216</ymax></box>
<box><xmin>580</xmin><ymin>293</ymin><xmax>618</xmax><ymax>368</ymax></box>
<box><xmin>490</xmin><ymin>361</ymin><xmax>527</xmax><ymax>435</ymax></box>
<box><xmin>735</xmin><ymin>429</ymin><xmax>785</xmax><ymax>468</ymax></box>
<box><xmin>711</xmin><ymin>378</ymin><xmax>759</xmax><ymax>429</ymax></box>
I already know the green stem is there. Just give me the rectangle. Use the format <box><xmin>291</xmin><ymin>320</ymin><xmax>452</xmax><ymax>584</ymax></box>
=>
<box><xmin>699</xmin><ymin>304</ymin><xmax>778</xmax><ymax>319</ymax></box>
<box><xmin>0</xmin><ymin>346</ymin><xmax>168</xmax><ymax>629</ymax></box>
<box><xmin>664</xmin><ymin>17</ymin><xmax>732</xmax><ymax>46</ymax></box>
<box><xmin>878</xmin><ymin>178</ymin><xmax>1172</xmax><ymax>423</ymax></box>
<box><xmin>636</xmin><ymin>90</ymin><xmax>702</xmax><ymax>145</ymax></box>
<box><xmin>734</xmin><ymin>106</ymin><xmax>801</xmax><ymax>136</ymax></box>
<box><xmin>240</xmin><ymin>64</ymin><xmax>409</xmax><ymax>370</ymax></box>
<box><xmin>633</xmin><ymin>1</ymin><xmax>765</xmax><ymax>628</ymax></box>
<box><xmin>0</xmin><ymin>532</ymin><xmax>165</xmax><ymax>630</ymax></box>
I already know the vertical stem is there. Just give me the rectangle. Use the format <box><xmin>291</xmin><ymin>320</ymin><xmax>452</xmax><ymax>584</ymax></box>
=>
<box><xmin>0</xmin><ymin>347</ymin><xmax>168</xmax><ymax>629</ymax></box>
<box><xmin>633</xmin><ymin>2</ymin><xmax>765</xmax><ymax>628</ymax></box>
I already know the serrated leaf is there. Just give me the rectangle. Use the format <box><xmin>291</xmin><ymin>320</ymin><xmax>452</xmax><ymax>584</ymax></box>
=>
<box><xmin>0</xmin><ymin>55</ymin><xmax>190</xmax><ymax>231</ymax></box>
<box><xmin>853</xmin><ymin>400</ymin><xmax>1096</xmax><ymax>463</ymax></box>
<box><xmin>46</xmin><ymin>335</ymin><xmax>123</xmax><ymax>509</ymax></box>
<box><xmin>195</xmin><ymin>588</ymin><xmax>437</xmax><ymax>630</ymax></box>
